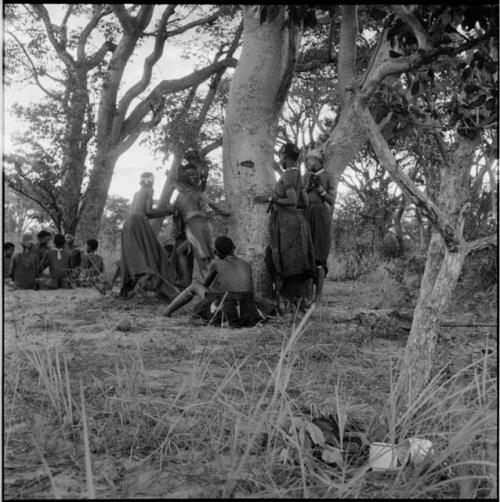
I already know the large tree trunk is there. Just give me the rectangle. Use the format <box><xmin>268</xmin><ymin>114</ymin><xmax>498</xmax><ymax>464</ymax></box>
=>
<box><xmin>77</xmin><ymin>146</ymin><xmax>118</xmax><ymax>243</ymax></box>
<box><xmin>151</xmin><ymin>153</ymin><xmax>182</xmax><ymax>235</ymax></box>
<box><xmin>394</xmin><ymin>233</ymin><xmax>466</xmax><ymax>406</ymax></box>
<box><xmin>59</xmin><ymin>70</ymin><xmax>89</xmax><ymax>235</ymax></box>
<box><xmin>222</xmin><ymin>6</ymin><xmax>302</xmax><ymax>294</ymax></box>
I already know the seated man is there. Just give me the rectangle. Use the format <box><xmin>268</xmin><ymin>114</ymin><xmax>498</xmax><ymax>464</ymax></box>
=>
<box><xmin>32</xmin><ymin>230</ymin><xmax>52</xmax><ymax>274</ymax></box>
<box><xmin>3</xmin><ymin>242</ymin><xmax>15</xmax><ymax>280</ymax></box>
<box><xmin>39</xmin><ymin>234</ymin><xmax>72</xmax><ymax>289</ymax></box>
<box><xmin>9</xmin><ymin>235</ymin><xmax>39</xmax><ymax>289</ymax></box>
<box><xmin>80</xmin><ymin>238</ymin><xmax>104</xmax><ymax>282</ymax></box>
<box><xmin>164</xmin><ymin>236</ymin><xmax>265</xmax><ymax>328</ymax></box>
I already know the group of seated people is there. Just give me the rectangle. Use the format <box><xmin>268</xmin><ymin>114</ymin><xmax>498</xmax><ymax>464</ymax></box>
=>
<box><xmin>4</xmin><ymin>230</ymin><xmax>104</xmax><ymax>290</ymax></box>
<box><xmin>5</xmin><ymin>142</ymin><xmax>333</xmax><ymax>331</ymax></box>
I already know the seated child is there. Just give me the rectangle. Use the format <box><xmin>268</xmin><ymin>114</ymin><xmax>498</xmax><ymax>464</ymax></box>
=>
<box><xmin>39</xmin><ymin>234</ymin><xmax>72</xmax><ymax>289</ymax></box>
<box><xmin>64</xmin><ymin>234</ymin><xmax>81</xmax><ymax>269</ymax></box>
<box><xmin>33</xmin><ymin>230</ymin><xmax>52</xmax><ymax>276</ymax></box>
<box><xmin>9</xmin><ymin>235</ymin><xmax>40</xmax><ymax>289</ymax></box>
<box><xmin>164</xmin><ymin>236</ymin><xmax>266</xmax><ymax>328</ymax></box>
<box><xmin>4</xmin><ymin>242</ymin><xmax>15</xmax><ymax>279</ymax></box>
<box><xmin>80</xmin><ymin>239</ymin><xmax>104</xmax><ymax>285</ymax></box>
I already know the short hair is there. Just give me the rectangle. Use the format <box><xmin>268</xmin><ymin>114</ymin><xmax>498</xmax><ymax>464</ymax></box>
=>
<box><xmin>214</xmin><ymin>236</ymin><xmax>235</xmax><ymax>258</ymax></box>
<box><xmin>86</xmin><ymin>239</ymin><xmax>99</xmax><ymax>252</ymax></box>
<box><xmin>37</xmin><ymin>230</ymin><xmax>51</xmax><ymax>240</ymax></box>
<box><xmin>4</xmin><ymin>242</ymin><xmax>15</xmax><ymax>252</ymax></box>
<box><xmin>279</xmin><ymin>142</ymin><xmax>300</xmax><ymax>161</ymax></box>
<box><xmin>53</xmin><ymin>234</ymin><xmax>65</xmax><ymax>248</ymax></box>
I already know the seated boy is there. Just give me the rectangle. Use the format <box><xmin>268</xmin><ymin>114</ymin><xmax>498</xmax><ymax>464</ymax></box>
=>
<box><xmin>164</xmin><ymin>236</ymin><xmax>265</xmax><ymax>327</ymax></box>
<box><xmin>32</xmin><ymin>230</ymin><xmax>52</xmax><ymax>275</ymax></box>
<box><xmin>39</xmin><ymin>234</ymin><xmax>72</xmax><ymax>289</ymax></box>
<box><xmin>80</xmin><ymin>239</ymin><xmax>104</xmax><ymax>285</ymax></box>
<box><xmin>4</xmin><ymin>242</ymin><xmax>15</xmax><ymax>280</ymax></box>
<box><xmin>64</xmin><ymin>234</ymin><xmax>81</xmax><ymax>269</ymax></box>
<box><xmin>9</xmin><ymin>235</ymin><xmax>40</xmax><ymax>289</ymax></box>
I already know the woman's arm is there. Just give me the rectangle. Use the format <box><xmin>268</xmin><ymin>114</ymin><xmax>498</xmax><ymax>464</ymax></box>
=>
<box><xmin>200</xmin><ymin>193</ymin><xmax>233</xmax><ymax>216</ymax></box>
<box><xmin>273</xmin><ymin>186</ymin><xmax>297</xmax><ymax>206</ymax></box>
<box><xmin>144</xmin><ymin>190</ymin><xmax>175</xmax><ymax>218</ymax></box>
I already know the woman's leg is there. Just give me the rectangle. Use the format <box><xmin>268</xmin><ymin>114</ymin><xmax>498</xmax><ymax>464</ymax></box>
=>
<box><xmin>164</xmin><ymin>280</ymin><xmax>207</xmax><ymax>317</ymax></box>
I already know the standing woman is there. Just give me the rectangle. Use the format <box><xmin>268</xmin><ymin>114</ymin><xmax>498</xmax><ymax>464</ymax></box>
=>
<box><xmin>120</xmin><ymin>172</ymin><xmax>178</xmax><ymax>299</ymax></box>
<box><xmin>266</xmin><ymin>143</ymin><xmax>315</xmax><ymax>311</ymax></box>
<box><xmin>303</xmin><ymin>149</ymin><xmax>335</xmax><ymax>305</ymax></box>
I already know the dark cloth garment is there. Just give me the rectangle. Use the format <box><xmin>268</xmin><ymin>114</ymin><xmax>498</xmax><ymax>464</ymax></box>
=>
<box><xmin>40</xmin><ymin>248</ymin><xmax>71</xmax><ymax>288</ymax></box>
<box><xmin>193</xmin><ymin>291</ymin><xmax>264</xmax><ymax>327</ymax></box>
<box><xmin>81</xmin><ymin>252</ymin><xmax>104</xmax><ymax>277</ymax></box>
<box><xmin>303</xmin><ymin>201</ymin><xmax>331</xmax><ymax>273</ymax></box>
<box><xmin>268</xmin><ymin>206</ymin><xmax>316</xmax><ymax>280</ymax></box>
<box><xmin>268</xmin><ymin>168</ymin><xmax>315</xmax><ymax>282</ymax></box>
<box><xmin>10</xmin><ymin>252</ymin><xmax>39</xmax><ymax>289</ymax></box>
<box><xmin>4</xmin><ymin>256</ymin><xmax>12</xmax><ymax>278</ymax></box>
<box><xmin>120</xmin><ymin>213</ymin><xmax>178</xmax><ymax>299</ymax></box>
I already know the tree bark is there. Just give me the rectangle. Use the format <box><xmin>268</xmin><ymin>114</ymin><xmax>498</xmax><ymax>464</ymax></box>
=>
<box><xmin>222</xmin><ymin>6</ymin><xmax>302</xmax><ymax>294</ymax></box>
<box><xmin>59</xmin><ymin>68</ymin><xmax>90</xmax><ymax>234</ymax></box>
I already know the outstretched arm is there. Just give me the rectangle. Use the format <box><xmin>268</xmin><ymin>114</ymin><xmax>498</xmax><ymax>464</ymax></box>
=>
<box><xmin>274</xmin><ymin>186</ymin><xmax>297</xmax><ymax>207</ymax></box>
<box><xmin>144</xmin><ymin>191</ymin><xmax>175</xmax><ymax>218</ymax></box>
<box><xmin>200</xmin><ymin>193</ymin><xmax>233</xmax><ymax>216</ymax></box>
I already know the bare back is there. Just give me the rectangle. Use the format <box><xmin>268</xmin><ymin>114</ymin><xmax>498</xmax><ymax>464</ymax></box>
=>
<box><xmin>209</xmin><ymin>256</ymin><xmax>254</xmax><ymax>293</ymax></box>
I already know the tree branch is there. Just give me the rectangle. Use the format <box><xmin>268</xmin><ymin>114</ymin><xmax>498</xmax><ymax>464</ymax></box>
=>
<box><xmin>77</xmin><ymin>4</ymin><xmax>111</xmax><ymax>61</ymax></box>
<box><xmin>392</xmin><ymin>5</ymin><xmax>431</xmax><ymax>51</ymax></box>
<box><xmin>200</xmin><ymin>137</ymin><xmax>222</xmax><ymax>157</ymax></box>
<box><xmin>120</xmin><ymin>57</ymin><xmax>236</xmax><ymax>140</ymax></box>
<box><xmin>5</xmin><ymin>30</ymin><xmax>63</xmax><ymax>102</ymax></box>
<box><xmin>361</xmin><ymin>31</ymin><xmax>492</xmax><ymax>99</ymax></box>
<box><xmin>464</xmin><ymin>234</ymin><xmax>497</xmax><ymax>254</ymax></box>
<box><xmin>355</xmin><ymin>99</ymin><xmax>459</xmax><ymax>250</ymax></box>
<box><xmin>338</xmin><ymin>5</ymin><xmax>358</xmax><ymax>109</ymax></box>
<box><xmin>114</xmin><ymin>4</ymin><xmax>176</xmax><ymax>135</ymax></box>
<box><xmin>30</xmin><ymin>4</ymin><xmax>75</xmax><ymax>69</ymax></box>
<box><xmin>110</xmin><ymin>4</ymin><xmax>134</xmax><ymax>32</ymax></box>
<box><xmin>166</xmin><ymin>8</ymin><xmax>222</xmax><ymax>38</ymax></box>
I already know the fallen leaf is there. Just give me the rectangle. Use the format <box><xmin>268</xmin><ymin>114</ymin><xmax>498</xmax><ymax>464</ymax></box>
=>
<box><xmin>279</xmin><ymin>447</ymin><xmax>291</xmax><ymax>464</ymax></box>
<box><xmin>321</xmin><ymin>445</ymin><xmax>344</xmax><ymax>466</ymax></box>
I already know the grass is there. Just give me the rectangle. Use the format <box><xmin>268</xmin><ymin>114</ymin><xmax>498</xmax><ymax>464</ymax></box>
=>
<box><xmin>3</xmin><ymin>277</ymin><xmax>497</xmax><ymax>498</ymax></box>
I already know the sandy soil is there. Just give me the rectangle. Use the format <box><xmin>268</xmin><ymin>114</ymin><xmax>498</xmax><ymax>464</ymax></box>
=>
<box><xmin>3</xmin><ymin>279</ymin><xmax>497</xmax><ymax>498</ymax></box>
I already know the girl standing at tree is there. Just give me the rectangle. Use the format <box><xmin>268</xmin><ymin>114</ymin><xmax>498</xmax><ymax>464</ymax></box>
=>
<box><xmin>303</xmin><ymin>149</ymin><xmax>335</xmax><ymax>305</ymax></box>
<box><xmin>119</xmin><ymin>172</ymin><xmax>177</xmax><ymax>299</ymax></box>
<box><xmin>266</xmin><ymin>143</ymin><xmax>316</xmax><ymax>312</ymax></box>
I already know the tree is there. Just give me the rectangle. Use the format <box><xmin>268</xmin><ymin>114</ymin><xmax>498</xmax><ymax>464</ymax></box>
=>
<box><xmin>222</xmin><ymin>5</ymin><xmax>305</xmax><ymax>293</ymax></box>
<box><xmin>99</xmin><ymin>195</ymin><xmax>130</xmax><ymax>247</ymax></box>
<box><xmin>147</xmin><ymin>19</ymin><xmax>244</xmax><ymax>234</ymax></box>
<box><xmin>4</xmin><ymin>4</ymin><xmax>238</xmax><ymax>241</ymax></box>
<box><xmin>3</xmin><ymin>186</ymin><xmax>51</xmax><ymax>234</ymax></box>
<box><xmin>348</xmin><ymin>4</ymin><xmax>498</xmax><ymax>415</ymax></box>
<box><xmin>77</xmin><ymin>4</ymin><xmax>237</xmax><ymax>241</ymax></box>
<box><xmin>4</xmin><ymin>4</ymin><xmax>116</xmax><ymax>234</ymax></box>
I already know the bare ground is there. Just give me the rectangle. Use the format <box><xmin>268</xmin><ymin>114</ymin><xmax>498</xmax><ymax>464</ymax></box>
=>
<box><xmin>3</xmin><ymin>278</ymin><xmax>497</xmax><ymax>498</ymax></box>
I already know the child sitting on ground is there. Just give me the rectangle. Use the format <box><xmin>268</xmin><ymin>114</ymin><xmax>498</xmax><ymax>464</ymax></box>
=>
<box><xmin>4</xmin><ymin>242</ymin><xmax>15</xmax><ymax>280</ymax></box>
<box><xmin>39</xmin><ymin>234</ymin><xmax>72</xmax><ymax>289</ymax></box>
<box><xmin>9</xmin><ymin>235</ymin><xmax>40</xmax><ymax>290</ymax></box>
<box><xmin>80</xmin><ymin>239</ymin><xmax>104</xmax><ymax>286</ymax></box>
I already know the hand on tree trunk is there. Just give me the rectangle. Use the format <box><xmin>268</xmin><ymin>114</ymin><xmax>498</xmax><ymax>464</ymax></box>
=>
<box><xmin>254</xmin><ymin>193</ymin><xmax>274</xmax><ymax>203</ymax></box>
